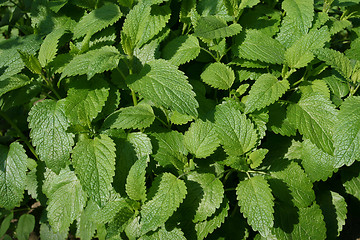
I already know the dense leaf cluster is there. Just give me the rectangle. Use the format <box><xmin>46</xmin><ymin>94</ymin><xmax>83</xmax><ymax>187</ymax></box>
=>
<box><xmin>1</xmin><ymin>0</ymin><xmax>360</xmax><ymax>239</ymax></box>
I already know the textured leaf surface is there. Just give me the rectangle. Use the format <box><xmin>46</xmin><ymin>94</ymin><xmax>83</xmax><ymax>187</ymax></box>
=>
<box><xmin>28</xmin><ymin>100</ymin><xmax>74</xmax><ymax>173</ymax></box>
<box><xmin>288</xmin><ymin>93</ymin><xmax>338</xmax><ymax>155</ymax></box>
<box><xmin>73</xmin><ymin>3</ymin><xmax>122</xmax><ymax>39</ymax></box>
<box><xmin>139</xmin><ymin>227</ymin><xmax>186</xmax><ymax>240</ymax></box>
<box><xmin>270</xmin><ymin>161</ymin><xmax>315</xmax><ymax>208</ymax></box>
<box><xmin>43</xmin><ymin>168</ymin><xmax>87</xmax><ymax>233</ymax></box>
<box><xmin>16</xmin><ymin>214</ymin><xmax>35</xmax><ymax>240</ymax></box>
<box><xmin>162</xmin><ymin>35</ymin><xmax>200</xmax><ymax>65</ymax></box>
<box><xmin>235</xmin><ymin>29</ymin><xmax>285</xmax><ymax>64</ymax></box>
<box><xmin>72</xmin><ymin>134</ymin><xmax>116</xmax><ymax>206</ymax></box>
<box><xmin>38</xmin><ymin>28</ymin><xmax>66</xmax><ymax>67</ymax></box>
<box><xmin>342</xmin><ymin>169</ymin><xmax>360</xmax><ymax>201</ymax></box>
<box><xmin>184</xmin><ymin>120</ymin><xmax>220</xmax><ymax>158</ymax></box>
<box><xmin>152</xmin><ymin>131</ymin><xmax>188</xmax><ymax>169</ymax></box>
<box><xmin>76</xmin><ymin>200</ymin><xmax>99</xmax><ymax>240</ymax></box>
<box><xmin>103</xmin><ymin>103</ymin><xmax>155</xmax><ymax>130</ymax></box>
<box><xmin>333</xmin><ymin>96</ymin><xmax>360</xmax><ymax>167</ymax></box>
<box><xmin>185</xmin><ymin>172</ymin><xmax>224</xmax><ymax>223</ymax></box>
<box><xmin>214</xmin><ymin>103</ymin><xmax>258</xmax><ymax>156</ymax></box>
<box><xmin>63</xmin><ymin>77</ymin><xmax>109</xmax><ymax>126</ymax></box>
<box><xmin>0</xmin><ymin>143</ymin><xmax>27</xmax><ymax>210</ymax></box>
<box><xmin>195</xmin><ymin>198</ymin><xmax>230</xmax><ymax>240</ymax></box>
<box><xmin>140</xmin><ymin>173</ymin><xmax>187</xmax><ymax>235</ymax></box>
<box><xmin>274</xmin><ymin>204</ymin><xmax>326</xmax><ymax>240</ymax></box>
<box><xmin>121</xmin><ymin>2</ymin><xmax>170</xmax><ymax>52</ymax></box>
<box><xmin>314</xmin><ymin>48</ymin><xmax>353</xmax><ymax>80</ymax></box>
<box><xmin>285</xmin><ymin>27</ymin><xmax>330</xmax><ymax>68</ymax></box>
<box><xmin>194</xmin><ymin>16</ymin><xmax>242</xmax><ymax>39</ymax></box>
<box><xmin>0</xmin><ymin>74</ymin><xmax>30</xmax><ymax>98</ymax></box>
<box><xmin>39</xmin><ymin>223</ymin><xmax>68</xmax><ymax>240</ymax></box>
<box><xmin>200</xmin><ymin>62</ymin><xmax>235</xmax><ymax>90</ymax></box>
<box><xmin>127</xmin><ymin>59</ymin><xmax>198</xmax><ymax>117</ymax></box>
<box><xmin>276</xmin><ymin>0</ymin><xmax>314</xmax><ymax>48</ymax></box>
<box><xmin>236</xmin><ymin>176</ymin><xmax>274</xmax><ymax>237</ymax></box>
<box><xmin>300</xmin><ymin>139</ymin><xmax>337</xmax><ymax>182</ymax></box>
<box><xmin>245</xmin><ymin>73</ymin><xmax>289</xmax><ymax>114</ymax></box>
<box><xmin>60</xmin><ymin>46</ymin><xmax>120</xmax><ymax>80</ymax></box>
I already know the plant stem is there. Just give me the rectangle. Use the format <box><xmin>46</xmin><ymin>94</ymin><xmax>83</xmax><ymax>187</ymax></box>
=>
<box><xmin>131</xmin><ymin>89</ymin><xmax>138</xmax><ymax>106</ymax></box>
<box><xmin>200</xmin><ymin>47</ymin><xmax>218</xmax><ymax>62</ymax></box>
<box><xmin>0</xmin><ymin>111</ymin><xmax>39</xmax><ymax>160</ymax></box>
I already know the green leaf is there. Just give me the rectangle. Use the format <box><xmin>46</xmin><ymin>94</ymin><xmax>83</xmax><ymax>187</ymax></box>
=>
<box><xmin>102</xmin><ymin>103</ymin><xmax>155</xmax><ymax>130</ymax></box>
<box><xmin>43</xmin><ymin>168</ymin><xmax>87</xmax><ymax>233</ymax></box>
<box><xmin>0</xmin><ymin>35</ymin><xmax>42</xmax><ymax>81</ymax></box>
<box><xmin>127</xmin><ymin>59</ymin><xmax>198</xmax><ymax>117</ymax></box>
<box><xmin>28</xmin><ymin>100</ymin><xmax>74</xmax><ymax>173</ymax></box>
<box><xmin>287</xmin><ymin>93</ymin><xmax>338</xmax><ymax>155</ymax></box>
<box><xmin>76</xmin><ymin>200</ymin><xmax>99</xmax><ymax>240</ymax></box>
<box><xmin>63</xmin><ymin>77</ymin><xmax>109</xmax><ymax>126</ymax></box>
<box><xmin>270</xmin><ymin>161</ymin><xmax>315</xmax><ymax>208</ymax></box>
<box><xmin>0</xmin><ymin>74</ymin><xmax>30</xmax><ymax>98</ymax></box>
<box><xmin>60</xmin><ymin>46</ymin><xmax>120</xmax><ymax>80</ymax></box>
<box><xmin>273</xmin><ymin>203</ymin><xmax>326</xmax><ymax>240</ymax></box>
<box><xmin>121</xmin><ymin>2</ymin><xmax>171</xmax><ymax>53</ymax></box>
<box><xmin>73</xmin><ymin>3</ymin><xmax>122</xmax><ymax>39</ymax></box>
<box><xmin>184</xmin><ymin>172</ymin><xmax>224</xmax><ymax>223</ymax></box>
<box><xmin>236</xmin><ymin>175</ymin><xmax>274</xmax><ymax>237</ymax></box>
<box><xmin>285</xmin><ymin>27</ymin><xmax>330</xmax><ymax>68</ymax></box>
<box><xmin>239</xmin><ymin>0</ymin><xmax>260</xmax><ymax>9</ymax></box>
<box><xmin>299</xmin><ymin>80</ymin><xmax>330</xmax><ymax>99</ymax></box>
<box><xmin>39</xmin><ymin>223</ymin><xmax>72</xmax><ymax>240</ymax></box>
<box><xmin>72</xmin><ymin>134</ymin><xmax>116</xmax><ymax>206</ymax></box>
<box><xmin>162</xmin><ymin>35</ymin><xmax>200</xmax><ymax>65</ymax></box>
<box><xmin>200</xmin><ymin>62</ymin><xmax>235</xmax><ymax>90</ymax></box>
<box><xmin>245</xmin><ymin>73</ymin><xmax>289</xmax><ymax>114</ymax></box>
<box><xmin>235</xmin><ymin>29</ymin><xmax>285</xmax><ymax>64</ymax></box>
<box><xmin>276</xmin><ymin>0</ymin><xmax>314</xmax><ymax>48</ymax></box>
<box><xmin>38</xmin><ymin>28</ymin><xmax>66</xmax><ymax>67</ymax></box>
<box><xmin>184</xmin><ymin>120</ymin><xmax>220</xmax><ymax>158</ymax></box>
<box><xmin>140</xmin><ymin>173</ymin><xmax>187</xmax><ymax>235</ymax></box>
<box><xmin>314</xmin><ymin>48</ymin><xmax>353</xmax><ymax>80</ymax></box>
<box><xmin>139</xmin><ymin>227</ymin><xmax>186</xmax><ymax>240</ymax></box>
<box><xmin>300</xmin><ymin>139</ymin><xmax>337</xmax><ymax>182</ymax></box>
<box><xmin>126</xmin><ymin>154</ymin><xmax>149</xmax><ymax>202</ymax></box>
<box><xmin>152</xmin><ymin>131</ymin><xmax>188</xmax><ymax>169</ymax></box>
<box><xmin>248</xmin><ymin>148</ymin><xmax>268</xmax><ymax>169</ymax></box>
<box><xmin>18</xmin><ymin>50</ymin><xmax>43</xmax><ymax>75</ymax></box>
<box><xmin>16</xmin><ymin>214</ymin><xmax>35</xmax><ymax>240</ymax></box>
<box><xmin>318</xmin><ymin>191</ymin><xmax>347</xmax><ymax>238</ymax></box>
<box><xmin>333</xmin><ymin>96</ymin><xmax>360</xmax><ymax>167</ymax></box>
<box><xmin>0</xmin><ymin>142</ymin><xmax>27</xmax><ymax>210</ymax></box>
<box><xmin>342</xmin><ymin>166</ymin><xmax>360</xmax><ymax>201</ymax></box>
<box><xmin>214</xmin><ymin>103</ymin><xmax>258</xmax><ymax>156</ymax></box>
<box><xmin>0</xmin><ymin>212</ymin><xmax>13</xmax><ymax>237</ymax></box>
<box><xmin>195</xmin><ymin>198</ymin><xmax>230</xmax><ymax>240</ymax></box>
<box><xmin>194</xmin><ymin>16</ymin><xmax>242</xmax><ymax>39</ymax></box>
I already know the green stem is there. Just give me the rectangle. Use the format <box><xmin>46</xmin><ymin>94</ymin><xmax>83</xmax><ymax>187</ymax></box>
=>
<box><xmin>131</xmin><ymin>89</ymin><xmax>138</xmax><ymax>106</ymax></box>
<box><xmin>0</xmin><ymin>111</ymin><xmax>39</xmax><ymax>160</ymax></box>
<box><xmin>200</xmin><ymin>47</ymin><xmax>218</xmax><ymax>62</ymax></box>
<box><xmin>155</xmin><ymin>115</ymin><xmax>171</xmax><ymax>129</ymax></box>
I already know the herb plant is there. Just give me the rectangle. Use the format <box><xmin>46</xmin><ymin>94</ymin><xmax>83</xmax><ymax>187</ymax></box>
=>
<box><xmin>1</xmin><ymin>0</ymin><xmax>360</xmax><ymax>239</ymax></box>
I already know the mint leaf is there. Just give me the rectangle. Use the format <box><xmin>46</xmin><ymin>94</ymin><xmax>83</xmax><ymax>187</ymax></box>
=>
<box><xmin>342</xmin><ymin>167</ymin><xmax>360</xmax><ymax>201</ymax></box>
<box><xmin>28</xmin><ymin>100</ymin><xmax>74</xmax><ymax>173</ymax></box>
<box><xmin>235</xmin><ymin>29</ymin><xmax>285</xmax><ymax>64</ymax></box>
<box><xmin>215</xmin><ymin>103</ymin><xmax>258</xmax><ymax>156</ymax></box>
<box><xmin>333</xmin><ymin>96</ymin><xmax>360</xmax><ymax>167</ymax></box>
<box><xmin>103</xmin><ymin>103</ymin><xmax>155</xmax><ymax>130</ymax></box>
<box><xmin>245</xmin><ymin>73</ymin><xmax>289</xmax><ymax>114</ymax></box>
<box><xmin>43</xmin><ymin>168</ymin><xmax>87</xmax><ymax>233</ymax></box>
<box><xmin>60</xmin><ymin>46</ymin><xmax>120</xmax><ymax>80</ymax></box>
<box><xmin>236</xmin><ymin>176</ymin><xmax>274</xmax><ymax>237</ymax></box>
<box><xmin>16</xmin><ymin>214</ymin><xmax>35</xmax><ymax>240</ymax></box>
<box><xmin>38</xmin><ymin>28</ymin><xmax>66</xmax><ymax>67</ymax></box>
<box><xmin>63</xmin><ymin>77</ymin><xmax>109</xmax><ymax>126</ymax></box>
<box><xmin>184</xmin><ymin>120</ymin><xmax>220</xmax><ymax>158</ymax></box>
<box><xmin>0</xmin><ymin>74</ymin><xmax>30</xmax><ymax>98</ymax></box>
<box><xmin>76</xmin><ymin>200</ymin><xmax>99</xmax><ymax>240</ymax></box>
<box><xmin>285</xmin><ymin>27</ymin><xmax>330</xmax><ymax>68</ymax></box>
<box><xmin>127</xmin><ymin>59</ymin><xmax>198</xmax><ymax>117</ymax></box>
<box><xmin>276</xmin><ymin>0</ymin><xmax>314</xmax><ymax>48</ymax></box>
<box><xmin>0</xmin><ymin>142</ymin><xmax>27</xmax><ymax>210</ymax></box>
<box><xmin>200</xmin><ymin>62</ymin><xmax>235</xmax><ymax>90</ymax></box>
<box><xmin>162</xmin><ymin>35</ymin><xmax>200</xmax><ymax>65</ymax></box>
<box><xmin>139</xmin><ymin>227</ymin><xmax>186</xmax><ymax>240</ymax></box>
<box><xmin>140</xmin><ymin>173</ymin><xmax>187</xmax><ymax>235</ymax></box>
<box><xmin>288</xmin><ymin>93</ymin><xmax>338</xmax><ymax>155</ymax></box>
<box><xmin>194</xmin><ymin>16</ymin><xmax>242</xmax><ymax>39</ymax></box>
<box><xmin>73</xmin><ymin>3</ymin><xmax>122</xmax><ymax>39</ymax></box>
<box><xmin>72</xmin><ymin>134</ymin><xmax>116</xmax><ymax>206</ymax></box>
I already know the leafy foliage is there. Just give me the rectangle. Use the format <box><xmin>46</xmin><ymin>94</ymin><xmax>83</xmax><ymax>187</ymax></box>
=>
<box><xmin>1</xmin><ymin>0</ymin><xmax>360</xmax><ymax>239</ymax></box>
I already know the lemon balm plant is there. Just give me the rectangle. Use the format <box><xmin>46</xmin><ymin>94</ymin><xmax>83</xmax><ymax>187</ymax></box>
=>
<box><xmin>1</xmin><ymin>0</ymin><xmax>360</xmax><ymax>239</ymax></box>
